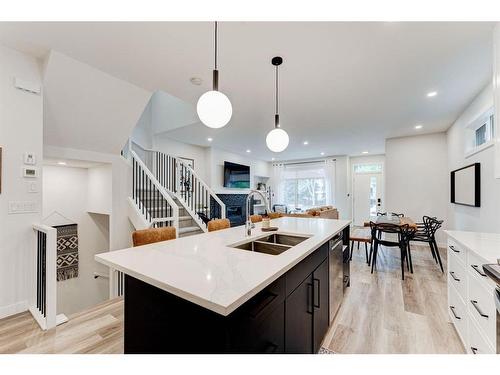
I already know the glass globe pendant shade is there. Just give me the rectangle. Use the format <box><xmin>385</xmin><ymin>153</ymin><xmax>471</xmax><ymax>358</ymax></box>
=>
<box><xmin>266</xmin><ymin>127</ymin><xmax>289</xmax><ymax>152</ymax></box>
<box><xmin>197</xmin><ymin>90</ymin><xmax>232</xmax><ymax>129</ymax></box>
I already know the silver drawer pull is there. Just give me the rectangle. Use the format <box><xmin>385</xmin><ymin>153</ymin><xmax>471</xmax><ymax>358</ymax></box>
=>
<box><xmin>449</xmin><ymin>271</ymin><xmax>460</xmax><ymax>282</ymax></box>
<box><xmin>470</xmin><ymin>300</ymin><xmax>489</xmax><ymax>318</ymax></box>
<box><xmin>449</xmin><ymin>245</ymin><xmax>460</xmax><ymax>253</ymax></box>
<box><xmin>449</xmin><ymin>305</ymin><xmax>461</xmax><ymax>320</ymax></box>
<box><xmin>471</xmin><ymin>264</ymin><xmax>487</xmax><ymax>277</ymax></box>
<box><xmin>471</xmin><ymin>347</ymin><xmax>478</xmax><ymax>354</ymax></box>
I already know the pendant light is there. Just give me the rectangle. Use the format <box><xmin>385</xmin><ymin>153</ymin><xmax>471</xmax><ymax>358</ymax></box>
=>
<box><xmin>266</xmin><ymin>56</ymin><xmax>289</xmax><ymax>152</ymax></box>
<box><xmin>197</xmin><ymin>21</ymin><xmax>232</xmax><ymax>129</ymax></box>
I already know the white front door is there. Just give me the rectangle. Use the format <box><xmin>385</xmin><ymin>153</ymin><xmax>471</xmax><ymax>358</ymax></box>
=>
<box><xmin>353</xmin><ymin>172</ymin><xmax>384</xmax><ymax>226</ymax></box>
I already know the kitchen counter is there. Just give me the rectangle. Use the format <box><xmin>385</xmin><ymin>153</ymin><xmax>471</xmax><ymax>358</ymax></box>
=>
<box><xmin>96</xmin><ymin>217</ymin><xmax>350</xmax><ymax>316</ymax></box>
<box><xmin>445</xmin><ymin>230</ymin><xmax>500</xmax><ymax>265</ymax></box>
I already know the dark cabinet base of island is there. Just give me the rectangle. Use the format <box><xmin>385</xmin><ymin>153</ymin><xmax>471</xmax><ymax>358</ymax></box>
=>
<box><xmin>124</xmin><ymin>226</ymin><xmax>350</xmax><ymax>354</ymax></box>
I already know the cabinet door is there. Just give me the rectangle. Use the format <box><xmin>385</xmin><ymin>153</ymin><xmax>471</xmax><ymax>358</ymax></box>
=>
<box><xmin>313</xmin><ymin>258</ymin><xmax>330</xmax><ymax>353</ymax></box>
<box><xmin>285</xmin><ymin>275</ymin><xmax>314</xmax><ymax>353</ymax></box>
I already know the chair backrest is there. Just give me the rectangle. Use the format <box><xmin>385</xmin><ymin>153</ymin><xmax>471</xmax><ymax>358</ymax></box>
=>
<box><xmin>250</xmin><ymin>214</ymin><xmax>263</xmax><ymax>223</ymax></box>
<box><xmin>377</xmin><ymin>212</ymin><xmax>404</xmax><ymax>217</ymax></box>
<box><xmin>267</xmin><ymin>212</ymin><xmax>282</xmax><ymax>219</ymax></box>
<box><xmin>132</xmin><ymin>226</ymin><xmax>176</xmax><ymax>247</ymax></box>
<box><xmin>207</xmin><ymin>218</ymin><xmax>231</xmax><ymax>232</ymax></box>
<box><xmin>273</xmin><ymin>204</ymin><xmax>288</xmax><ymax>213</ymax></box>
<box><xmin>424</xmin><ymin>216</ymin><xmax>443</xmax><ymax>237</ymax></box>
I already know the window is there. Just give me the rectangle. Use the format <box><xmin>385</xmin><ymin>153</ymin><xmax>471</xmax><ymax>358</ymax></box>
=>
<box><xmin>353</xmin><ymin>164</ymin><xmax>382</xmax><ymax>174</ymax></box>
<box><xmin>284</xmin><ymin>178</ymin><xmax>326</xmax><ymax>211</ymax></box>
<box><xmin>275</xmin><ymin>161</ymin><xmax>335</xmax><ymax>212</ymax></box>
<box><xmin>466</xmin><ymin>108</ymin><xmax>495</xmax><ymax>156</ymax></box>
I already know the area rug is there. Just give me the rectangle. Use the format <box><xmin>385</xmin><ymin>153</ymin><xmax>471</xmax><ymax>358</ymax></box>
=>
<box><xmin>55</xmin><ymin>224</ymin><xmax>79</xmax><ymax>281</ymax></box>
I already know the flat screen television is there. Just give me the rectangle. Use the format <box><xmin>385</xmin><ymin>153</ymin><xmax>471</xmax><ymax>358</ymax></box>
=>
<box><xmin>450</xmin><ymin>163</ymin><xmax>480</xmax><ymax>207</ymax></box>
<box><xmin>223</xmin><ymin>161</ymin><xmax>250</xmax><ymax>188</ymax></box>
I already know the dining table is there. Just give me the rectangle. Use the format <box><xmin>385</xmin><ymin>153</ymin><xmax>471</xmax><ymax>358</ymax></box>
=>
<box><xmin>364</xmin><ymin>215</ymin><xmax>418</xmax><ymax>229</ymax></box>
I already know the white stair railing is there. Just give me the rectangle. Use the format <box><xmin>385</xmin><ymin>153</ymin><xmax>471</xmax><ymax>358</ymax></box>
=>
<box><xmin>130</xmin><ymin>149</ymin><xmax>179</xmax><ymax>231</ymax></box>
<box><xmin>130</xmin><ymin>141</ymin><xmax>225</xmax><ymax>232</ymax></box>
<box><xmin>30</xmin><ymin>224</ymin><xmax>68</xmax><ymax>330</ymax></box>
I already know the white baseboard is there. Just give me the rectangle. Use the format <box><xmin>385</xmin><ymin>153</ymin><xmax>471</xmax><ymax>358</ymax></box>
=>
<box><xmin>0</xmin><ymin>300</ymin><xmax>28</xmax><ymax>319</ymax></box>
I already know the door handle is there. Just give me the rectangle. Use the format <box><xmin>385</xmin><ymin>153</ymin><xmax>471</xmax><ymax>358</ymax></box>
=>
<box><xmin>449</xmin><ymin>245</ymin><xmax>460</xmax><ymax>253</ymax></box>
<box><xmin>313</xmin><ymin>278</ymin><xmax>320</xmax><ymax>308</ymax></box>
<box><xmin>471</xmin><ymin>265</ymin><xmax>487</xmax><ymax>277</ymax></box>
<box><xmin>306</xmin><ymin>283</ymin><xmax>313</xmax><ymax>315</ymax></box>
<box><xmin>471</xmin><ymin>347</ymin><xmax>478</xmax><ymax>354</ymax></box>
<box><xmin>470</xmin><ymin>300</ymin><xmax>489</xmax><ymax>318</ymax></box>
<box><xmin>449</xmin><ymin>271</ymin><xmax>460</xmax><ymax>282</ymax></box>
<box><xmin>449</xmin><ymin>305</ymin><xmax>461</xmax><ymax>320</ymax></box>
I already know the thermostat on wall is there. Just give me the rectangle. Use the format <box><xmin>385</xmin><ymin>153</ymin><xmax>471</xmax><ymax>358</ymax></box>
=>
<box><xmin>23</xmin><ymin>152</ymin><xmax>36</xmax><ymax>165</ymax></box>
<box><xmin>22</xmin><ymin>166</ymin><xmax>38</xmax><ymax>178</ymax></box>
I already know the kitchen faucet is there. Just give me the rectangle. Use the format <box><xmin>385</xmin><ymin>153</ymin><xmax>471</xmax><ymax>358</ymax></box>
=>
<box><xmin>245</xmin><ymin>189</ymin><xmax>270</xmax><ymax>236</ymax></box>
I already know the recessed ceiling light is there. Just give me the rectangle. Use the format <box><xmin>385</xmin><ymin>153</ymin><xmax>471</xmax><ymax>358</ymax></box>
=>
<box><xmin>427</xmin><ymin>91</ymin><xmax>437</xmax><ymax>97</ymax></box>
<box><xmin>246</xmin><ymin>149</ymin><xmax>251</xmax><ymax>153</ymax></box>
<box><xmin>207</xmin><ymin>137</ymin><xmax>213</xmax><ymax>142</ymax></box>
<box><xmin>190</xmin><ymin>77</ymin><xmax>203</xmax><ymax>86</ymax></box>
<box><xmin>271</xmin><ymin>157</ymin><xmax>275</xmax><ymax>161</ymax></box>
<box><xmin>415</xmin><ymin>124</ymin><xmax>423</xmax><ymax>129</ymax></box>
<box><xmin>57</xmin><ymin>161</ymin><xmax>67</xmax><ymax>165</ymax></box>
<box><xmin>303</xmin><ymin>141</ymin><xmax>309</xmax><ymax>145</ymax></box>
<box><xmin>362</xmin><ymin>151</ymin><xmax>369</xmax><ymax>154</ymax></box>
<box><xmin>320</xmin><ymin>152</ymin><xmax>325</xmax><ymax>156</ymax></box>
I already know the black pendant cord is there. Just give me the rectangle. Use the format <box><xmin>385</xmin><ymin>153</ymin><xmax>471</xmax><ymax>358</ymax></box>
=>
<box><xmin>214</xmin><ymin>21</ymin><xmax>218</xmax><ymax>70</ymax></box>
<box><xmin>213</xmin><ymin>21</ymin><xmax>219</xmax><ymax>91</ymax></box>
<box><xmin>274</xmin><ymin>62</ymin><xmax>280</xmax><ymax>128</ymax></box>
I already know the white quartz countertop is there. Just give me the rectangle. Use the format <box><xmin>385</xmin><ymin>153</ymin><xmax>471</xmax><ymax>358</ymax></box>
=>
<box><xmin>445</xmin><ymin>230</ymin><xmax>500</xmax><ymax>264</ymax></box>
<box><xmin>95</xmin><ymin>217</ymin><xmax>350</xmax><ymax>316</ymax></box>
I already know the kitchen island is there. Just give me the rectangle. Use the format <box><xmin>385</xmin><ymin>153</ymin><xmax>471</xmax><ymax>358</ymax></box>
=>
<box><xmin>95</xmin><ymin>217</ymin><xmax>351</xmax><ymax>353</ymax></box>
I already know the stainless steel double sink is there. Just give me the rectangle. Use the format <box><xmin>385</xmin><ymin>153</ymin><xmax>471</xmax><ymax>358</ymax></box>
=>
<box><xmin>230</xmin><ymin>233</ymin><xmax>310</xmax><ymax>256</ymax></box>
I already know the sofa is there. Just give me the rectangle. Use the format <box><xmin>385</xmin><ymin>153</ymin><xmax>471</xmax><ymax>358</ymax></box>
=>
<box><xmin>280</xmin><ymin>205</ymin><xmax>339</xmax><ymax>220</ymax></box>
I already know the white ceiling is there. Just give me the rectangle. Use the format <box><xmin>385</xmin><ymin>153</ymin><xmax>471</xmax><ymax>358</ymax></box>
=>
<box><xmin>0</xmin><ymin>22</ymin><xmax>494</xmax><ymax>160</ymax></box>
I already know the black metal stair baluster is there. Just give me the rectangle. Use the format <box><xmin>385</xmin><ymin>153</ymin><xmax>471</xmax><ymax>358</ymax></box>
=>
<box><xmin>37</xmin><ymin>231</ymin><xmax>40</xmax><ymax>311</ymax></box>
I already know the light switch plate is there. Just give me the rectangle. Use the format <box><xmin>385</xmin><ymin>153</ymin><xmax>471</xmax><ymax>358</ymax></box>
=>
<box><xmin>27</xmin><ymin>181</ymin><xmax>38</xmax><ymax>193</ymax></box>
<box><xmin>8</xmin><ymin>201</ymin><xmax>39</xmax><ymax>214</ymax></box>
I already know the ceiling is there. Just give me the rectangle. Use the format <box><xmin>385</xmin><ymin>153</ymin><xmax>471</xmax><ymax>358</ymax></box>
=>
<box><xmin>0</xmin><ymin>22</ymin><xmax>494</xmax><ymax>160</ymax></box>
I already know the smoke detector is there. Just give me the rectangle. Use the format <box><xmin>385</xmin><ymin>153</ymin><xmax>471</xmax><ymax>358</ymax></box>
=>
<box><xmin>190</xmin><ymin>77</ymin><xmax>203</xmax><ymax>86</ymax></box>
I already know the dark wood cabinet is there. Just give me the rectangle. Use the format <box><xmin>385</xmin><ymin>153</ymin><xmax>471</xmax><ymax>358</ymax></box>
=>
<box><xmin>285</xmin><ymin>275</ymin><xmax>313</xmax><ymax>353</ymax></box>
<box><xmin>313</xmin><ymin>257</ymin><xmax>329</xmax><ymax>353</ymax></box>
<box><xmin>285</xmin><ymin>244</ymin><xmax>330</xmax><ymax>354</ymax></box>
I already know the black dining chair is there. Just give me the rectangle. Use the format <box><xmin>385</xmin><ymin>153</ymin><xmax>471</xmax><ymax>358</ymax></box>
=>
<box><xmin>369</xmin><ymin>222</ymin><xmax>414</xmax><ymax>280</ymax></box>
<box><xmin>408</xmin><ymin>216</ymin><xmax>444</xmax><ymax>273</ymax></box>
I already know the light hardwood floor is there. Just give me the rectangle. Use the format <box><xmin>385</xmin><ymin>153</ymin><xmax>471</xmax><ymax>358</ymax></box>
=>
<box><xmin>0</xmin><ymin>244</ymin><xmax>464</xmax><ymax>354</ymax></box>
<box><xmin>323</xmin><ymin>243</ymin><xmax>465</xmax><ymax>354</ymax></box>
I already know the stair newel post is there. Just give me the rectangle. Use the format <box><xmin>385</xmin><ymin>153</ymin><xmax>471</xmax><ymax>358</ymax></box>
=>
<box><xmin>175</xmin><ymin>159</ymin><xmax>180</xmax><ymax>194</ymax></box>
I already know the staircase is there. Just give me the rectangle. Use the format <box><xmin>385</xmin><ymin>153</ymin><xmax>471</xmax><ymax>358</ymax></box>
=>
<box><xmin>126</xmin><ymin>141</ymin><xmax>225</xmax><ymax>237</ymax></box>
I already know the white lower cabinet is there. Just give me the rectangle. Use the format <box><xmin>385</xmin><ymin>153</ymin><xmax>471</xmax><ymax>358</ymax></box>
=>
<box><xmin>447</xmin><ymin>237</ymin><xmax>497</xmax><ymax>354</ymax></box>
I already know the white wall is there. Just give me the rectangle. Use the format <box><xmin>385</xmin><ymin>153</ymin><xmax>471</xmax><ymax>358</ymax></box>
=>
<box><xmin>131</xmin><ymin>100</ymin><xmax>153</xmax><ymax>150</ymax></box>
<box><xmin>87</xmin><ymin>164</ymin><xmax>112</xmax><ymax>215</ymax></box>
<box><xmin>0</xmin><ymin>45</ymin><xmax>43</xmax><ymax>318</ymax></box>
<box><xmin>44</xmin><ymin>146</ymin><xmax>134</xmax><ymax>252</ymax></box>
<box><xmin>43</xmin><ymin>51</ymin><xmax>151</xmax><ymax>154</ymax></box>
<box><xmin>42</xmin><ymin>165</ymin><xmax>109</xmax><ymax>316</ymax></box>
<box><xmin>447</xmin><ymin>83</ymin><xmax>500</xmax><ymax>233</ymax></box>
<box><xmin>386</xmin><ymin>133</ymin><xmax>448</xmax><ymax>243</ymax></box>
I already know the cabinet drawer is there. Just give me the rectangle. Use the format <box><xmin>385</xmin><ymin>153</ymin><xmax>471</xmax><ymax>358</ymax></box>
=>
<box><xmin>448</xmin><ymin>253</ymin><xmax>467</xmax><ymax>302</ymax></box>
<box><xmin>447</xmin><ymin>239</ymin><xmax>466</xmax><ymax>265</ymax></box>
<box><xmin>468</xmin><ymin>316</ymin><xmax>495</xmax><ymax>354</ymax></box>
<box><xmin>448</xmin><ymin>282</ymin><xmax>467</xmax><ymax>346</ymax></box>
<box><xmin>467</xmin><ymin>277</ymin><xmax>496</xmax><ymax>347</ymax></box>
<box><xmin>467</xmin><ymin>250</ymin><xmax>496</xmax><ymax>290</ymax></box>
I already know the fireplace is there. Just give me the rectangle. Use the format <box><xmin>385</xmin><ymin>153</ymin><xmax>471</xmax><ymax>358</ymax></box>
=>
<box><xmin>226</xmin><ymin>205</ymin><xmax>244</xmax><ymax>224</ymax></box>
<box><xmin>211</xmin><ymin>194</ymin><xmax>249</xmax><ymax>226</ymax></box>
